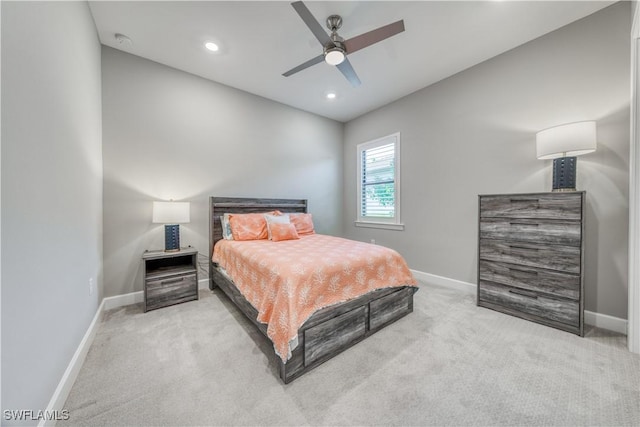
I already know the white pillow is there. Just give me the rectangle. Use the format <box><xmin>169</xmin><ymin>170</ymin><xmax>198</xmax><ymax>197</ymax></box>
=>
<box><xmin>220</xmin><ymin>214</ymin><xmax>233</xmax><ymax>240</ymax></box>
<box><xmin>264</xmin><ymin>213</ymin><xmax>290</xmax><ymax>240</ymax></box>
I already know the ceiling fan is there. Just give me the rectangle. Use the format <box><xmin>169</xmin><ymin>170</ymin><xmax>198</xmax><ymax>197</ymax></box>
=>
<box><xmin>282</xmin><ymin>1</ymin><xmax>405</xmax><ymax>87</ymax></box>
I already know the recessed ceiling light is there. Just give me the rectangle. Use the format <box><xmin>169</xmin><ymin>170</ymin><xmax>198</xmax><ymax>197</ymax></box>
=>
<box><xmin>326</xmin><ymin>92</ymin><xmax>337</xmax><ymax>100</ymax></box>
<box><xmin>205</xmin><ymin>42</ymin><xmax>219</xmax><ymax>52</ymax></box>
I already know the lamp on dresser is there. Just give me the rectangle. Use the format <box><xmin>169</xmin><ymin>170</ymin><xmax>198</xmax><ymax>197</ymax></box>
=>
<box><xmin>536</xmin><ymin>121</ymin><xmax>597</xmax><ymax>192</ymax></box>
<box><xmin>152</xmin><ymin>201</ymin><xmax>190</xmax><ymax>252</ymax></box>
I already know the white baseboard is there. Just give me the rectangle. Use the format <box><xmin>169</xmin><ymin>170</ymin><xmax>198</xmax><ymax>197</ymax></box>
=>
<box><xmin>584</xmin><ymin>310</ymin><xmax>628</xmax><ymax>335</ymax></box>
<box><xmin>410</xmin><ymin>269</ymin><xmax>476</xmax><ymax>294</ymax></box>
<box><xmin>103</xmin><ymin>291</ymin><xmax>143</xmax><ymax>310</ymax></box>
<box><xmin>101</xmin><ymin>280</ymin><xmax>209</xmax><ymax>312</ymax></box>
<box><xmin>411</xmin><ymin>268</ymin><xmax>628</xmax><ymax>336</ymax></box>
<box><xmin>39</xmin><ymin>299</ymin><xmax>105</xmax><ymax>427</ymax></box>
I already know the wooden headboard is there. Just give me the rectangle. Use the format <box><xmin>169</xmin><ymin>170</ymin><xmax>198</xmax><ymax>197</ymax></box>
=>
<box><xmin>208</xmin><ymin>197</ymin><xmax>307</xmax><ymax>279</ymax></box>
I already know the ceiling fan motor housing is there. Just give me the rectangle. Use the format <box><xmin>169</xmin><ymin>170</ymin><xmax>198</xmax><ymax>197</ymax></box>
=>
<box><xmin>326</xmin><ymin>15</ymin><xmax>343</xmax><ymax>32</ymax></box>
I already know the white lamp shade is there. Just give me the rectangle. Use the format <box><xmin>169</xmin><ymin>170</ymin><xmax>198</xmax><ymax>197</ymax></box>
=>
<box><xmin>536</xmin><ymin>121</ymin><xmax>597</xmax><ymax>160</ymax></box>
<box><xmin>152</xmin><ymin>201</ymin><xmax>190</xmax><ymax>224</ymax></box>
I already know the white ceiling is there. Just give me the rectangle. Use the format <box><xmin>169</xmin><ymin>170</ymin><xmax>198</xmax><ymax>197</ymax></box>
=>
<box><xmin>88</xmin><ymin>1</ymin><xmax>615</xmax><ymax>123</ymax></box>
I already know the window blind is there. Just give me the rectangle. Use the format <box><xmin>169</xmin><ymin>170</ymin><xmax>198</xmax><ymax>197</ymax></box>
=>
<box><xmin>361</xmin><ymin>142</ymin><xmax>395</xmax><ymax>218</ymax></box>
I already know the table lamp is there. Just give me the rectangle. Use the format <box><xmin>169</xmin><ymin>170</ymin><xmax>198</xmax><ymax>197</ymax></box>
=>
<box><xmin>536</xmin><ymin>121</ymin><xmax>597</xmax><ymax>192</ymax></box>
<box><xmin>152</xmin><ymin>201</ymin><xmax>190</xmax><ymax>251</ymax></box>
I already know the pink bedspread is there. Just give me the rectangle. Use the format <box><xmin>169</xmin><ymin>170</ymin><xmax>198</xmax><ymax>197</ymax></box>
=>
<box><xmin>212</xmin><ymin>234</ymin><xmax>417</xmax><ymax>361</ymax></box>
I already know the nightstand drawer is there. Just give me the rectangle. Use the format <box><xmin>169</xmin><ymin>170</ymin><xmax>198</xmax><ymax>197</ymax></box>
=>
<box><xmin>479</xmin><ymin>260</ymin><xmax>579</xmax><ymax>300</ymax></box>
<box><xmin>479</xmin><ymin>281</ymin><xmax>579</xmax><ymax>327</ymax></box>
<box><xmin>479</xmin><ymin>240</ymin><xmax>580</xmax><ymax>274</ymax></box>
<box><xmin>146</xmin><ymin>271</ymin><xmax>196</xmax><ymax>292</ymax></box>
<box><xmin>480</xmin><ymin>193</ymin><xmax>582</xmax><ymax>220</ymax></box>
<box><xmin>146</xmin><ymin>273</ymin><xmax>197</xmax><ymax>311</ymax></box>
<box><xmin>480</xmin><ymin>218</ymin><xmax>581</xmax><ymax>247</ymax></box>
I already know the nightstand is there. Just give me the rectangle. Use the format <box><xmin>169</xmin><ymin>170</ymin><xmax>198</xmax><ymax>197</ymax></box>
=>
<box><xmin>142</xmin><ymin>247</ymin><xmax>198</xmax><ymax>312</ymax></box>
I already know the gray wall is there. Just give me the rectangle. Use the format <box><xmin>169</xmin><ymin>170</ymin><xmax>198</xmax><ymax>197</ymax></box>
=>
<box><xmin>102</xmin><ymin>47</ymin><xmax>344</xmax><ymax>297</ymax></box>
<box><xmin>1</xmin><ymin>1</ymin><xmax>103</xmax><ymax>421</ymax></box>
<box><xmin>343</xmin><ymin>2</ymin><xmax>631</xmax><ymax>319</ymax></box>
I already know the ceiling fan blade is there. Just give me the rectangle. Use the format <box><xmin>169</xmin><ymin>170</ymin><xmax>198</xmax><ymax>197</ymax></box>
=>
<box><xmin>336</xmin><ymin>58</ymin><xmax>361</xmax><ymax>87</ymax></box>
<box><xmin>291</xmin><ymin>1</ymin><xmax>331</xmax><ymax>46</ymax></box>
<box><xmin>282</xmin><ymin>54</ymin><xmax>325</xmax><ymax>77</ymax></box>
<box><xmin>344</xmin><ymin>20</ymin><xmax>405</xmax><ymax>55</ymax></box>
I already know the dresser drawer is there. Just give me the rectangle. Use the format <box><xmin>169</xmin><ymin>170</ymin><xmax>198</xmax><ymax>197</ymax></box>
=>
<box><xmin>480</xmin><ymin>218</ymin><xmax>581</xmax><ymax>247</ymax></box>
<box><xmin>480</xmin><ymin>193</ymin><xmax>582</xmax><ymax>220</ymax></box>
<box><xmin>480</xmin><ymin>240</ymin><xmax>580</xmax><ymax>274</ymax></box>
<box><xmin>479</xmin><ymin>260</ymin><xmax>579</xmax><ymax>300</ymax></box>
<box><xmin>478</xmin><ymin>281</ymin><xmax>579</xmax><ymax>327</ymax></box>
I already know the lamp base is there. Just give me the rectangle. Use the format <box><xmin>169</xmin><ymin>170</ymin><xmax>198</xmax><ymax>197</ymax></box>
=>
<box><xmin>552</xmin><ymin>156</ymin><xmax>577</xmax><ymax>192</ymax></box>
<box><xmin>164</xmin><ymin>224</ymin><xmax>181</xmax><ymax>252</ymax></box>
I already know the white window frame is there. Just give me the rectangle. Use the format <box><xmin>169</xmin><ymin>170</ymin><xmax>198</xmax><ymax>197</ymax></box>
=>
<box><xmin>355</xmin><ymin>132</ymin><xmax>404</xmax><ymax>230</ymax></box>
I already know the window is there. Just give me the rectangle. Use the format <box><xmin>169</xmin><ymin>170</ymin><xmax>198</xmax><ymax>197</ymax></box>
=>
<box><xmin>356</xmin><ymin>133</ymin><xmax>403</xmax><ymax>230</ymax></box>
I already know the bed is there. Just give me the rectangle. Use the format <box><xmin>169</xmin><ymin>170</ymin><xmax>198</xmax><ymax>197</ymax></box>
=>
<box><xmin>209</xmin><ymin>196</ymin><xmax>418</xmax><ymax>383</ymax></box>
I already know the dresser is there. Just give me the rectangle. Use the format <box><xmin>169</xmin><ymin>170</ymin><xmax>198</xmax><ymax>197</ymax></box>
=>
<box><xmin>477</xmin><ymin>192</ymin><xmax>584</xmax><ymax>336</ymax></box>
<box><xmin>143</xmin><ymin>248</ymin><xmax>199</xmax><ymax>312</ymax></box>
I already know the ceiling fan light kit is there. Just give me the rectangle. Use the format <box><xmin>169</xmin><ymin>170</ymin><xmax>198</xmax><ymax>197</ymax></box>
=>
<box><xmin>324</xmin><ymin>46</ymin><xmax>345</xmax><ymax>65</ymax></box>
<box><xmin>283</xmin><ymin>1</ymin><xmax>405</xmax><ymax>87</ymax></box>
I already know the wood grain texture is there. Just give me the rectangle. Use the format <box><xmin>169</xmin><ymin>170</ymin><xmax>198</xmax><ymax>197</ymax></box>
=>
<box><xmin>480</xmin><ymin>193</ymin><xmax>582</xmax><ymax>220</ymax></box>
<box><xmin>369</xmin><ymin>287</ymin><xmax>413</xmax><ymax>330</ymax></box>
<box><xmin>479</xmin><ymin>240</ymin><xmax>580</xmax><ymax>274</ymax></box>
<box><xmin>145</xmin><ymin>274</ymin><xmax>198</xmax><ymax>311</ymax></box>
<box><xmin>479</xmin><ymin>281</ymin><xmax>579</xmax><ymax>328</ymax></box>
<box><xmin>280</xmin><ymin>286</ymin><xmax>417</xmax><ymax>383</ymax></box>
<box><xmin>480</xmin><ymin>218</ymin><xmax>582</xmax><ymax>247</ymax></box>
<box><xmin>479</xmin><ymin>260</ymin><xmax>579</xmax><ymax>299</ymax></box>
<box><xmin>477</xmin><ymin>192</ymin><xmax>584</xmax><ymax>336</ymax></box>
<box><xmin>304</xmin><ymin>306</ymin><xmax>367</xmax><ymax>365</ymax></box>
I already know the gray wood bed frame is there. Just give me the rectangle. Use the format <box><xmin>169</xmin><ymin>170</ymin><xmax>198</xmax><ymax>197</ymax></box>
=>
<box><xmin>209</xmin><ymin>196</ymin><xmax>417</xmax><ymax>383</ymax></box>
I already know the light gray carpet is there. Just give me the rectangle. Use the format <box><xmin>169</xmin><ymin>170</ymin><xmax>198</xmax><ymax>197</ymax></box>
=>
<box><xmin>61</xmin><ymin>282</ymin><xmax>639</xmax><ymax>426</ymax></box>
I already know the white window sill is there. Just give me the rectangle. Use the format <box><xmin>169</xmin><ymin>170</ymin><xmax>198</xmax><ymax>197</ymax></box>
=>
<box><xmin>355</xmin><ymin>221</ymin><xmax>405</xmax><ymax>231</ymax></box>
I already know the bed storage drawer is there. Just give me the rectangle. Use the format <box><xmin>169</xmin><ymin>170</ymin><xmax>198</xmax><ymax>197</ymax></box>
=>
<box><xmin>369</xmin><ymin>287</ymin><xmax>414</xmax><ymax>330</ymax></box>
<box><xmin>304</xmin><ymin>306</ymin><xmax>367</xmax><ymax>365</ymax></box>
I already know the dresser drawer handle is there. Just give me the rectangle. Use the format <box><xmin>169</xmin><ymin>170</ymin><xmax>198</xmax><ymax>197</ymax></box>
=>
<box><xmin>509</xmin><ymin>289</ymin><xmax>539</xmax><ymax>299</ymax></box>
<box><xmin>509</xmin><ymin>267</ymin><xmax>539</xmax><ymax>275</ymax></box>
<box><xmin>160</xmin><ymin>277</ymin><xmax>186</xmax><ymax>285</ymax></box>
<box><xmin>510</xmin><ymin>221</ymin><xmax>539</xmax><ymax>226</ymax></box>
<box><xmin>509</xmin><ymin>245</ymin><xmax>538</xmax><ymax>251</ymax></box>
<box><xmin>509</xmin><ymin>198</ymin><xmax>539</xmax><ymax>203</ymax></box>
